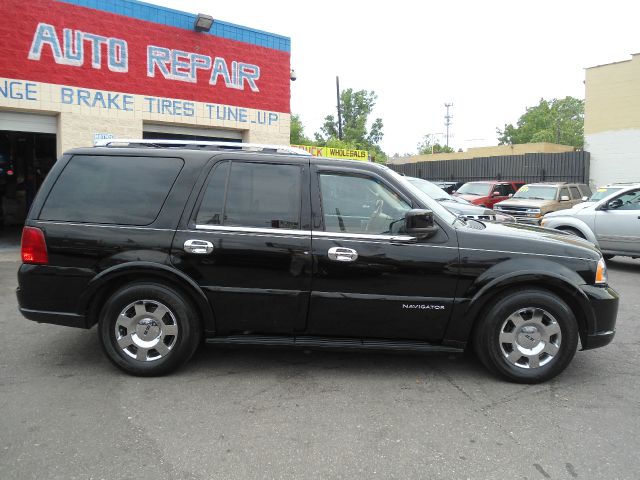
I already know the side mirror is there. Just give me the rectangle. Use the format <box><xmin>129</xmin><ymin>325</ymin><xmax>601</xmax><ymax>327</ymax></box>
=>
<box><xmin>560</xmin><ymin>195</ymin><xmax>570</xmax><ymax>201</ymax></box>
<box><xmin>582</xmin><ymin>196</ymin><xmax>589</xmax><ymax>201</ymax></box>
<box><xmin>606</xmin><ymin>198</ymin><xmax>623</xmax><ymax>210</ymax></box>
<box><xmin>405</xmin><ymin>209</ymin><xmax>438</xmax><ymax>239</ymax></box>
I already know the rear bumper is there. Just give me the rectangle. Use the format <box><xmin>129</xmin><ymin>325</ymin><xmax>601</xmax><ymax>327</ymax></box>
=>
<box><xmin>579</xmin><ymin>285</ymin><xmax>619</xmax><ymax>350</ymax></box>
<box><xmin>17</xmin><ymin>286</ymin><xmax>88</xmax><ymax>329</ymax></box>
<box><xmin>19</xmin><ymin>306</ymin><xmax>87</xmax><ymax>328</ymax></box>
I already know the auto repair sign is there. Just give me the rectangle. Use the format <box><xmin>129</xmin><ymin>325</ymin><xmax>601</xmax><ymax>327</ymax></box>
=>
<box><xmin>0</xmin><ymin>0</ymin><xmax>290</xmax><ymax>113</ymax></box>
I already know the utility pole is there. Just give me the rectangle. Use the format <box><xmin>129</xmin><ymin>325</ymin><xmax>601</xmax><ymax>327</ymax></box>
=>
<box><xmin>444</xmin><ymin>103</ymin><xmax>453</xmax><ymax>148</ymax></box>
<box><xmin>336</xmin><ymin>76</ymin><xmax>343</xmax><ymax>140</ymax></box>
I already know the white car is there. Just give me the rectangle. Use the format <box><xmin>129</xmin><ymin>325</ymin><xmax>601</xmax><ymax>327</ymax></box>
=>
<box><xmin>541</xmin><ymin>183</ymin><xmax>640</xmax><ymax>259</ymax></box>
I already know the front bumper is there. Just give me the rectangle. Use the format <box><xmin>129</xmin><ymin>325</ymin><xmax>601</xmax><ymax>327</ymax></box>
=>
<box><xmin>579</xmin><ymin>285</ymin><xmax>619</xmax><ymax>350</ymax></box>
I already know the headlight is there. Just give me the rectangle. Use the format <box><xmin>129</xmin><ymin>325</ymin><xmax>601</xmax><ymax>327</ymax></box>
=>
<box><xmin>595</xmin><ymin>257</ymin><xmax>608</xmax><ymax>285</ymax></box>
<box><xmin>524</xmin><ymin>208</ymin><xmax>541</xmax><ymax>218</ymax></box>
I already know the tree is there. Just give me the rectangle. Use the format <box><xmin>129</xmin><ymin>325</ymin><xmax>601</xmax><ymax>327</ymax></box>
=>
<box><xmin>290</xmin><ymin>113</ymin><xmax>312</xmax><ymax>145</ymax></box>
<box><xmin>417</xmin><ymin>134</ymin><xmax>455</xmax><ymax>155</ymax></box>
<box><xmin>314</xmin><ymin>88</ymin><xmax>387</xmax><ymax>163</ymax></box>
<box><xmin>497</xmin><ymin>97</ymin><xmax>584</xmax><ymax>149</ymax></box>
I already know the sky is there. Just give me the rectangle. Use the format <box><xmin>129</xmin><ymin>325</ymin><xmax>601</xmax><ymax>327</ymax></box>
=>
<box><xmin>151</xmin><ymin>0</ymin><xmax>640</xmax><ymax>156</ymax></box>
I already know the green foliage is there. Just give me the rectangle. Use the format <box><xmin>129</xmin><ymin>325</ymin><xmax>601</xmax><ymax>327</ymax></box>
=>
<box><xmin>497</xmin><ymin>97</ymin><xmax>584</xmax><ymax>149</ymax></box>
<box><xmin>417</xmin><ymin>134</ymin><xmax>455</xmax><ymax>155</ymax></box>
<box><xmin>314</xmin><ymin>88</ymin><xmax>387</xmax><ymax>163</ymax></box>
<box><xmin>290</xmin><ymin>114</ymin><xmax>312</xmax><ymax>145</ymax></box>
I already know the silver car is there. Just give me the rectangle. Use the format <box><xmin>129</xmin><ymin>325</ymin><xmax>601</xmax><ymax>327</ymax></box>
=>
<box><xmin>541</xmin><ymin>183</ymin><xmax>640</xmax><ymax>259</ymax></box>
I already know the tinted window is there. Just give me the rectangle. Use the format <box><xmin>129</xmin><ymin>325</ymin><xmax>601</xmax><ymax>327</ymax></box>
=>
<box><xmin>569</xmin><ymin>186</ymin><xmax>581</xmax><ymax>199</ymax></box>
<box><xmin>578</xmin><ymin>184</ymin><xmax>592</xmax><ymax>197</ymax></box>
<box><xmin>614</xmin><ymin>189</ymin><xmax>640</xmax><ymax>210</ymax></box>
<box><xmin>196</xmin><ymin>161</ymin><xmax>229</xmax><ymax>225</ymax></box>
<box><xmin>320</xmin><ymin>173</ymin><xmax>411</xmax><ymax>234</ymax></box>
<box><xmin>224</xmin><ymin>162</ymin><xmax>301</xmax><ymax>229</ymax></box>
<box><xmin>497</xmin><ymin>184</ymin><xmax>515</xmax><ymax>196</ymax></box>
<box><xmin>40</xmin><ymin>155</ymin><xmax>183</xmax><ymax>225</ymax></box>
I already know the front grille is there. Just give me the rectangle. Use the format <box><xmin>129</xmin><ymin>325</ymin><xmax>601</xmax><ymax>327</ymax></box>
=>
<box><xmin>496</xmin><ymin>206</ymin><xmax>529</xmax><ymax>214</ymax></box>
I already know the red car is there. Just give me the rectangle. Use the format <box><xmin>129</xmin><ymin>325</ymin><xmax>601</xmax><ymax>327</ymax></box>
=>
<box><xmin>453</xmin><ymin>181</ymin><xmax>525</xmax><ymax>208</ymax></box>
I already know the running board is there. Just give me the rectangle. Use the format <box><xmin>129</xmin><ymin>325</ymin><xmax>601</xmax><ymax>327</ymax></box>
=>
<box><xmin>205</xmin><ymin>335</ymin><xmax>462</xmax><ymax>353</ymax></box>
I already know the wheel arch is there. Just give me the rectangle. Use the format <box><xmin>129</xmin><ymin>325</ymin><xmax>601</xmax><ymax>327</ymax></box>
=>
<box><xmin>449</xmin><ymin>271</ymin><xmax>595</xmax><ymax>350</ymax></box>
<box><xmin>547</xmin><ymin>218</ymin><xmax>598</xmax><ymax>244</ymax></box>
<box><xmin>79</xmin><ymin>262</ymin><xmax>215</xmax><ymax>333</ymax></box>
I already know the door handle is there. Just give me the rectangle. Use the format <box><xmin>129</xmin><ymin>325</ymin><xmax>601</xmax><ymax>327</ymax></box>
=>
<box><xmin>184</xmin><ymin>239</ymin><xmax>214</xmax><ymax>255</ymax></box>
<box><xmin>328</xmin><ymin>247</ymin><xmax>358</xmax><ymax>262</ymax></box>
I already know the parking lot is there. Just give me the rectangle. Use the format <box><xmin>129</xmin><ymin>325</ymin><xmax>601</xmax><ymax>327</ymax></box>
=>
<box><xmin>1</xmin><ymin>246</ymin><xmax>639</xmax><ymax>480</ymax></box>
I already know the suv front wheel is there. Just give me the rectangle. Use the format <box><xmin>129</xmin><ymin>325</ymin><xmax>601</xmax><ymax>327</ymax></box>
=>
<box><xmin>474</xmin><ymin>288</ymin><xmax>579</xmax><ymax>383</ymax></box>
<box><xmin>98</xmin><ymin>282</ymin><xmax>201</xmax><ymax>376</ymax></box>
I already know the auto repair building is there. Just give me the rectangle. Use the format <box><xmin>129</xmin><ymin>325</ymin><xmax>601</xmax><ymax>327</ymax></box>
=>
<box><xmin>585</xmin><ymin>53</ymin><xmax>640</xmax><ymax>186</ymax></box>
<box><xmin>0</xmin><ymin>0</ymin><xmax>292</xmax><ymax>226</ymax></box>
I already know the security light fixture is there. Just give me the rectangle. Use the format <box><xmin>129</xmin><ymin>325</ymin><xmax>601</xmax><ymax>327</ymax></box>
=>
<box><xmin>290</xmin><ymin>69</ymin><xmax>297</xmax><ymax>81</ymax></box>
<box><xmin>194</xmin><ymin>13</ymin><xmax>214</xmax><ymax>32</ymax></box>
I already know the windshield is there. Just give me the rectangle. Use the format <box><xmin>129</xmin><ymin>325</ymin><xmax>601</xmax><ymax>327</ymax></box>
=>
<box><xmin>456</xmin><ymin>182</ymin><xmax>492</xmax><ymax>196</ymax></box>
<box><xmin>589</xmin><ymin>187</ymin><xmax>623</xmax><ymax>201</ymax></box>
<box><xmin>384</xmin><ymin>169</ymin><xmax>457</xmax><ymax>224</ymax></box>
<box><xmin>407</xmin><ymin>178</ymin><xmax>452</xmax><ymax>201</ymax></box>
<box><xmin>513</xmin><ymin>185</ymin><xmax>557</xmax><ymax>200</ymax></box>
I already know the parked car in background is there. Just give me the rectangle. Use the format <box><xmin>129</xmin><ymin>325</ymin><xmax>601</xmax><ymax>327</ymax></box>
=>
<box><xmin>582</xmin><ymin>183</ymin><xmax>638</xmax><ymax>203</ymax></box>
<box><xmin>434</xmin><ymin>181</ymin><xmax>465</xmax><ymax>194</ymax></box>
<box><xmin>541</xmin><ymin>183</ymin><xmax>640</xmax><ymax>259</ymax></box>
<box><xmin>494</xmin><ymin>182</ymin><xmax>592</xmax><ymax>225</ymax></box>
<box><xmin>407</xmin><ymin>177</ymin><xmax>515</xmax><ymax>223</ymax></box>
<box><xmin>453</xmin><ymin>180</ymin><xmax>525</xmax><ymax>208</ymax></box>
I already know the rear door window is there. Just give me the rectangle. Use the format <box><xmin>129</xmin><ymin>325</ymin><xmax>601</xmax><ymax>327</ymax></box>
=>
<box><xmin>40</xmin><ymin>155</ymin><xmax>184</xmax><ymax>225</ymax></box>
<box><xmin>196</xmin><ymin>161</ymin><xmax>302</xmax><ymax>230</ymax></box>
<box><xmin>569</xmin><ymin>186</ymin><xmax>581</xmax><ymax>199</ymax></box>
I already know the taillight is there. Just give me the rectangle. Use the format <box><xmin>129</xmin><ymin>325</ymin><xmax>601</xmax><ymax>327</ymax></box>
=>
<box><xmin>21</xmin><ymin>227</ymin><xmax>48</xmax><ymax>264</ymax></box>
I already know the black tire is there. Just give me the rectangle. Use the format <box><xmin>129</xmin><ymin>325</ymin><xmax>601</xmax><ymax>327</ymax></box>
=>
<box><xmin>474</xmin><ymin>288</ymin><xmax>579</xmax><ymax>384</ymax></box>
<box><xmin>98</xmin><ymin>282</ymin><xmax>201</xmax><ymax>376</ymax></box>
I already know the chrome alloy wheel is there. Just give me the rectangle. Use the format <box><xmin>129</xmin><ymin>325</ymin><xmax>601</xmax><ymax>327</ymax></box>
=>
<box><xmin>499</xmin><ymin>307</ymin><xmax>562</xmax><ymax>369</ymax></box>
<box><xmin>115</xmin><ymin>300</ymin><xmax>178</xmax><ymax>362</ymax></box>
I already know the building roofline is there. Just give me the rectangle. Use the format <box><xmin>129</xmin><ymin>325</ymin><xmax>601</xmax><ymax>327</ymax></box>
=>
<box><xmin>585</xmin><ymin>53</ymin><xmax>640</xmax><ymax>70</ymax></box>
<box><xmin>57</xmin><ymin>0</ymin><xmax>291</xmax><ymax>52</ymax></box>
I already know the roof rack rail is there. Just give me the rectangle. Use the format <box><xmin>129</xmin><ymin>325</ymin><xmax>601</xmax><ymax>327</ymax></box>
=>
<box><xmin>93</xmin><ymin>139</ymin><xmax>312</xmax><ymax>156</ymax></box>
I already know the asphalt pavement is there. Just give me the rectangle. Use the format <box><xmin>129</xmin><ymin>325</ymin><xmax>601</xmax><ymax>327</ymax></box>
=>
<box><xmin>1</xmin><ymin>246</ymin><xmax>639</xmax><ymax>480</ymax></box>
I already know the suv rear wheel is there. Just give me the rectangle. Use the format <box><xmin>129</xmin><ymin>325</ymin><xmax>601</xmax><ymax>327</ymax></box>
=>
<box><xmin>474</xmin><ymin>288</ymin><xmax>578</xmax><ymax>383</ymax></box>
<box><xmin>98</xmin><ymin>282</ymin><xmax>201</xmax><ymax>376</ymax></box>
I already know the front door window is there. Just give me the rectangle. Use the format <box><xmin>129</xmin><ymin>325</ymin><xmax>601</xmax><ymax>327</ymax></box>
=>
<box><xmin>319</xmin><ymin>173</ymin><xmax>411</xmax><ymax>235</ymax></box>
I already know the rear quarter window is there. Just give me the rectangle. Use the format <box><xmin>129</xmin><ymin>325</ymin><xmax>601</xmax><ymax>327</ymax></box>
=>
<box><xmin>39</xmin><ymin>155</ymin><xmax>184</xmax><ymax>225</ymax></box>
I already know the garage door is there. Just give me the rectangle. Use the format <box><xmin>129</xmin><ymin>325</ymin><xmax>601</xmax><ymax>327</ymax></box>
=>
<box><xmin>143</xmin><ymin>123</ymin><xmax>243</xmax><ymax>140</ymax></box>
<box><xmin>0</xmin><ymin>111</ymin><xmax>57</xmax><ymax>134</ymax></box>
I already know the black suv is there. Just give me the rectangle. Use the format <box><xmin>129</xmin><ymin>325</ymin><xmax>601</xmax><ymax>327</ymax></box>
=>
<box><xmin>17</xmin><ymin>140</ymin><xmax>619</xmax><ymax>383</ymax></box>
